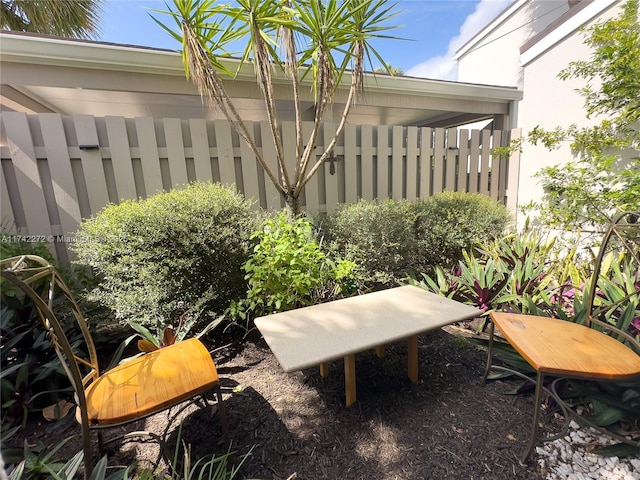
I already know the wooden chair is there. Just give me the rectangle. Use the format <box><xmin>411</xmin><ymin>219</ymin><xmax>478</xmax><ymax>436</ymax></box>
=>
<box><xmin>483</xmin><ymin>211</ymin><xmax>640</xmax><ymax>463</ymax></box>
<box><xmin>1</xmin><ymin>255</ymin><xmax>230</xmax><ymax>478</ymax></box>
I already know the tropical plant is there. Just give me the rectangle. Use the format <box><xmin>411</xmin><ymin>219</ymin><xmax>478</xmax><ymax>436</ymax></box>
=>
<box><xmin>0</xmin><ymin>303</ymin><xmax>79</xmax><ymax>432</ymax></box>
<box><xmin>0</xmin><ymin>0</ymin><xmax>103</xmax><ymax>39</ymax></box>
<box><xmin>522</xmin><ymin>0</ymin><xmax>640</xmax><ymax>232</ymax></box>
<box><xmin>153</xmin><ymin>0</ymin><xmax>402</xmax><ymax>214</ymax></box>
<box><xmin>416</xmin><ymin>227</ymin><xmax>588</xmax><ymax>327</ymax></box>
<box><xmin>73</xmin><ymin>182</ymin><xmax>256</xmax><ymax>333</ymax></box>
<box><xmin>6</xmin><ymin>440</ymin><xmax>134</xmax><ymax>480</ymax></box>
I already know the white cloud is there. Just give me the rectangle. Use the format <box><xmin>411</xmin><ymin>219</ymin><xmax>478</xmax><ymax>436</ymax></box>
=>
<box><xmin>406</xmin><ymin>0</ymin><xmax>512</xmax><ymax>80</ymax></box>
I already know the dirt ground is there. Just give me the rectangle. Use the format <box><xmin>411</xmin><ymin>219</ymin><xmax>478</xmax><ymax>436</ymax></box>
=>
<box><xmin>7</xmin><ymin>326</ymin><xmax>548</xmax><ymax>480</ymax></box>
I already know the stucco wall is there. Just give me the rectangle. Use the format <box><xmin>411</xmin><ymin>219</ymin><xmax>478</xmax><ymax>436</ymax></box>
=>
<box><xmin>457</xmin><ymin>0</ymin><xmax>569</xmax><ymax>88</ymax></box>
<box><xmin>516</xmin><ymin>1</ymin><xmax>622</xmax><ymax>225</ymax></box>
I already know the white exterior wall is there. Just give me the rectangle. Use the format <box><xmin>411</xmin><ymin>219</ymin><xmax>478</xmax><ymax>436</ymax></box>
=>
<box><xmin>516</xmin><ymin>1</ymin><xmax>623</xmax><ymax>224</ymax></box>
<box><xmin>457</xmin><ymin>0</ymin><xmax>569</xmax><ymax>88</ymax></box>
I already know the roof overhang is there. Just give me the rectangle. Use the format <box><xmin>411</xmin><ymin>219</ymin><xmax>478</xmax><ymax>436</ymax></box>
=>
<box><xmin>1</xmin><ymin>31</ymin><xmax>522</xmax><ymax>128</ymax></box>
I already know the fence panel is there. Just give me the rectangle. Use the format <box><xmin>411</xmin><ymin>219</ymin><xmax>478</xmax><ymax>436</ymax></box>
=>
<box><xmin>0</xmin><ymin>113</ymin><xmax>519</xmax><ymax>261</ymax></box>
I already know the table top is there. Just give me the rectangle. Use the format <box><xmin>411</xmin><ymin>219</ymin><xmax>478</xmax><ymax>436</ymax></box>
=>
<box><xmin>254</xmin><ymin>285</ymin><xmax>482</xmax><ymax>372</ymax></box>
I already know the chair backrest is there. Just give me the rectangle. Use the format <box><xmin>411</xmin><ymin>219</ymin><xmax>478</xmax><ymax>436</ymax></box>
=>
<box><xmin>585</xmin><ymin>212</ymin><xmax>640</xmax><ymax>354</ymax></box>
<box><xmin>1</xmin><ymin>255</ymin><xmax>100</xmax><ymax>420</ymax></box>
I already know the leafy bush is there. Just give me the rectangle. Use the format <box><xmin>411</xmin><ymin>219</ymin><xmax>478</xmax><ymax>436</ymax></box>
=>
<box><xmin>322</xmin><ymin>194</ymin><xmax>511</xmax><ymax>289</ymax></box>
<box><xmin>73</xmin><ymin>183</ymin><xmax>256</xmax><ymax>332</ymax></box>
<box><xmin>1</xmin><ymin>223</ymin><xmax>55</xmax><ymax>263</ymax></box>
<box><xmin>230</xmin><ymin>212</ymin><xmax>355</xmax><ymax>320</ymax></box>
<box><xmin>321</xmin><ymin>199</ymin><xmax>417</xmax><ymax>288</ymax></box>
<box><xmin>413</xmin><ymin>191</ymin><xmax>512</xmax><ymax>270</ymax></box>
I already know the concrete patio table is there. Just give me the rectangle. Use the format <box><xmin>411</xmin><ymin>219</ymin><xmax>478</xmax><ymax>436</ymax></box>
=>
<box><xmin>254</xmin><ymin>285</ymin><xmax>482</xmax><ymax>406</ymax></box>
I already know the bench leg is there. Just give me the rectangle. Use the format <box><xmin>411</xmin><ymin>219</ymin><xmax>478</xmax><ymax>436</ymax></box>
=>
<box><xmin>375</xmin><ymin>345</ymin><xmax>385</xmax><ymax>359</ymax></box>
<box><xmin>344</xmin><ymin>354</ymin><xmax>356</xmax><ymax>407</ymax></box>
<box><xmin>407</xmin><ymin>335</ymin><xmax>419</xmax><ymax>383</ymax></box>
<box><xmin>319</xmin><ymin>362</ymin><xmax>329</xmax><ymax>377</ymax></box>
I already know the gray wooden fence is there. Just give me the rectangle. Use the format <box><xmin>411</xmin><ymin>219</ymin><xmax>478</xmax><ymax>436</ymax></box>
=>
<box><xmin>0</xmin><ymin>112</ymin><xmax>521</xmax><ymax>262</ymax></box>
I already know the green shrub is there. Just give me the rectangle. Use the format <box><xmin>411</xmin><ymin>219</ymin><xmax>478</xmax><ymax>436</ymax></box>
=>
<box><xmin>321</xmin><ymin>199</ymin><xmax>417</xmax><ymax>288</ymax></box>
<box><xmin>73</xmin><ymin>183</ymin><xmax>256</xmax><ymax>332</ymax></box>
<box><xmin>413</xmin><ymin>191</ymin><xmax>512</xmax><ymax>269</ymax></box>
<box><xmin>230</xmin><ymin>212</ymin><xmax>355</xmax><ymax>320</ymax></box>
<box><xmin>1</xmin><ymin>226</ymin><xmax>55</xmax><ymax>263</ymax></box>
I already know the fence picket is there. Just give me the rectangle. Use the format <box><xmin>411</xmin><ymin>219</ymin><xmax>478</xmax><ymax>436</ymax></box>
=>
<box><xmin>238</xmin><ymin>121</ymin><xmax>261</xmax><ymax>208</ymax></box>
<box><xmin>324</xmin><ymin>122</ymin><xmax>339</xmax><ymax>212</ymax></box>
<box><xmin>433</xmin><ymin>128</ymin><xmax>445</xmax><ymax>194</ymax></box>
<box><xmin>391</xmin><ymin>126</ymin><xmax>404</xmax><ymax>200</ymax></box>
<box><xmin>360</xmin><ymin>124</ymin><xmax>374</xmax><ymax>201</ymax></box>
<box><xmin>468</xmin><ymin>130</ymin><xmax>481</xmax><ymax>194</ymax></box>
<box><xmin>189</xmin><ymin>118</ymin><xmax>213</xmax><ymax>184</ymax></box>
<box><xmin>214</xmin><ymin>120</ymin><xmax>236</xmax><ymax>187</ymax></box>
<box><xmin>377</xmin><ymin>125</ymin><xmax>389</xmax><ymax>199</ymax></box>
<box><xmin>405</xmin><ymin>127</ymin><xmax>418</xmax><ymax>201</ymax></box>
<box><xmin>344</xmin><ymin>124</ymin><xmax>358</xmax><ymax>204</ymax></box>
<box><xmin>1</xmin><ymin>112</ymin><xmax>51</xmax><ymax>237</ymax></box>
<box><xmin>419</xmin><ymin>127</ymin><xmax>433</xmax><ymax>198</ymax></box>
<box><xmin>457</xmin><ymin>129</ymin><xmax>470</xmax><ymax>192</ymax></box>
<box><xmin>73</xmin><ymin>115</ymin><xmax>109</xmax><ymax>214</ymax></box>
<box><xmin>105</xmin><ymin>116</ymin><xmax>137</xmax><ymax>200</ymax></box>
<box><xmin>445</xmin><ymin>128</ymin><xmax>457</xmax><ymax>191</ymax></box>
<box><xmin>490</xmin><ymin>130</ymin><xmax>503</xmax><ymax>200</ymax></box>
<box><xmin>301</xmin><ymin>122</ymin><xmax>320</xmax><ymax>212</ymax></box>
<box><xmin>163</xmin><ymin>118</ymin><xmax>189</xmax><ymax>188</ymax></box>
<box><xmin>39</xmin><ymin>113</ymin><xmax>82</xmax><ymax>236</ymax></box>
<box><xmin>259</xmin><ymin>121</ymin><xmax>282</xmax><ymax>209</ymax></box>
<box><xmin>135</xmin><ymin>117</ymin><xmax>164</xmax><ymax>196</ymax></box>
<box><xmin>480</xmin><ymin>130</ymin><xmax>491</xmax><ymax>196</ymax></box>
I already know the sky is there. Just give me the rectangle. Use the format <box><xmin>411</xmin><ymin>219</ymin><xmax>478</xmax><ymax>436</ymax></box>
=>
<box><xmin>98</xmin><ymin>0</ymin><xmax>513</xmax><ymax>81</ymax></box>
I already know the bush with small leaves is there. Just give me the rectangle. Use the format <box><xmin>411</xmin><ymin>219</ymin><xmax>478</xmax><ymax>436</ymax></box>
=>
<box><xmin>413</xmin><ymin>191</ymin><xmax>512</xmax><ymax>270</ymax></box>
<box><xmin>321</xmin><ymin>199</ymin><xmax>417</xmax><ymax>288</ymax></box>
<box><xmin>73</xmin><ymin>183</ymin><xmax>256</xmax><ymax>332</ymax></box>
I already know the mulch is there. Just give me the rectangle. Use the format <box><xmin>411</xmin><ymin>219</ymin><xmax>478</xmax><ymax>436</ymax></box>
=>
<box><xmin>7</xmin><ymin>328</ymin><xmax>545</xmax><ymax>480</ymax></box>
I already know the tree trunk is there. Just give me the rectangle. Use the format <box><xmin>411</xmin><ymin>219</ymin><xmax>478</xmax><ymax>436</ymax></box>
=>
<box><xmin>283</xmin><ymin>188</ymin><xmax>301</xmax><ymax>217</ymax></box>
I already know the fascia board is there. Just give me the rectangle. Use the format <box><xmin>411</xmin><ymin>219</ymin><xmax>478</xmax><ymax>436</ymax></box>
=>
<box><xmin>360</xmin><ymin>74</ymin><xmax>523</xmax><ymax>102</ymax></box>
<box><xmin>520</xmin><ymin>0</ymin><xmax>618</xmax><ymax>66</ymax></box>
<box><xmin>0</xmin><ymin>32</ymin><xmax>522</xmax><ymax>104</ymax></box>
<box><xmin>454</xmin><ymin>0</ymin><xmax>526</xmax><ymax>60</ymax></box>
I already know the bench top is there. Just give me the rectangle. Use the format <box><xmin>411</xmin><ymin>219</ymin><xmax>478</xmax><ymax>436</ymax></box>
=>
<box><xmin>255</xmin><ymin>285</ymin><xmax>482</xmax><ymax>372</ymax></box>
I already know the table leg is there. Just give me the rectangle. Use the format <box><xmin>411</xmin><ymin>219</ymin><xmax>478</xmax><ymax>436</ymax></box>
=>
<box><xmin>344</xmin><ymin>354</ymin><xmax>356</xmax><ymax>407</ymax></box>
<box><xmin>319</xmin><ymin>362</ymin><xmax>329</xmax><ymax>378</ymax></box>
<box><xmin>407</xmin><ymin>335</ymin><xmax>419</xmax><ymax>383</ymax></box>
<box><xmin>375</xmin><ymin>345</ymin><xmax>385</xmax><ymax>359</ymax></box>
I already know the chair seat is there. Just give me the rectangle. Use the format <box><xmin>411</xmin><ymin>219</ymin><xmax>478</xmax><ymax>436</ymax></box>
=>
<box><xmin>491</xmin><ymin>312</ymin><xmax>640</xmax><ymax>380</ymax></box>
<box><xmin>81</xmin><ymin>338</ymin><xmax>219</xmax><ymax>426</ymax></box>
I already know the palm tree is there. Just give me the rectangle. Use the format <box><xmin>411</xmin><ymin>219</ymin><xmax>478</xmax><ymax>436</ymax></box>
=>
<box><xmin>0</xmin><ymin>0</ymin><xmax>103</xmax><ymax>39</ymax></box>
<box><xmin>154</xmin><ymin>0</ymin><xmax>401</xmax><ymax>214</ymax></box>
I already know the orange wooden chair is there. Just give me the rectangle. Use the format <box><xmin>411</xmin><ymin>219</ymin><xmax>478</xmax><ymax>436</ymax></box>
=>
<box><xmin>483</xmin><ymin>211</ymin><xmax>640</xmax><ymax>463</ymax></box>
<box><xmin>1</xmin><ymin>255</ymin><xmax>230</xmax><ymax>478</ymax></box>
